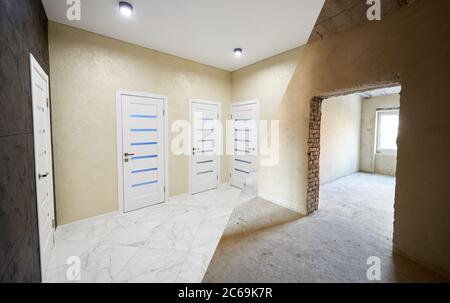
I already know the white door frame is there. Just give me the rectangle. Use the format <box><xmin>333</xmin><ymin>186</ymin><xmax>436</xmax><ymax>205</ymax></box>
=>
<box><xmin>116</xmin><ymin>90</ymin><xmax>169</xmax><ymax>213</ymax></box>
<box><xmin>188</xmin><ymin>99</ymin><xmax>222</xmax><ymax>195</ymax></box>
<box><xmin>230</xmin><ymin>99</ymin><xmax>260</xmax><ymax>184</ymax></box>
<box><xmin>29</xmin><ymin>54</ymin><xmax>55</xmax><ymax>280</ymax></box>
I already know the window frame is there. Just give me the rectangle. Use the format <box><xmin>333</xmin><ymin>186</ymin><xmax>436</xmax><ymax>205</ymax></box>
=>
<box><xmin>375</xmin><ymin>108</ymin><xmax>400</xmax><ymax>155</ymax></box>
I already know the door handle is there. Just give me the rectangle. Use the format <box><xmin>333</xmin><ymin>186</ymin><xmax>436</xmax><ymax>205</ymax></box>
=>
<box><xmin>39</xmin><ymin>172</ymin><xmax>49</xmax><ymax>179</ymax></box>
<box><xmin>124</xmin><ymin>153</ymin><xmax>135</xmax><ymax>157</ymax></box>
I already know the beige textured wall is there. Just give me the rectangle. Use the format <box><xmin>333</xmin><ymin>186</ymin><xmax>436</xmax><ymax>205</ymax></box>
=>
<box><xmin>360</xmin><ymin>94</ymin><xmax>400</xmax><ymax>176</ymax></box>
<box><xmin>320</xmin><ymin>94</ymin><xmax>362</xmax><ymax>184</ymax></box>
<box><xmin>49</xmin><ymin>22</ymin><xmax>231</xmax><ymax>225</ymax></box>
<box><xmin>261</xmin><ymin>0</ymin><xmax>450</xmax><ymax>276</ymax></box>
<box><xmin>231</xmin><ymin>48</ymin><xmax>303</xmax><ymax>121</ymax></box>
<box><xmin>231</xmin><ymin>47</ymin><xmax>303</xmax><ymax>209</ymax></box>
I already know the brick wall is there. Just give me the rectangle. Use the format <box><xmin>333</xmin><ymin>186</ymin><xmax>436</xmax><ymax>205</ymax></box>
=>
<box><xmin>306</xmin><ymin>97</ymin><xmax>323</xmax><ymax>214</ymax></box>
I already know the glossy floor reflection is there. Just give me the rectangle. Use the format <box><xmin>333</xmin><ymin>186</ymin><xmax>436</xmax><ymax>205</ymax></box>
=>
<box><xmin>44</xmin><ymin>185</ymin><xmax>246</xmax><ymax>283</ymax></box>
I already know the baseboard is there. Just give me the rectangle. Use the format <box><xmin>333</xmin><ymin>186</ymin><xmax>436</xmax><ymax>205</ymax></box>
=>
<box><xmin>57</xmin><ymin>193</ymin><xmax>189</xmax><ymax>229</ymax></box>
<box><xmin>57</xmin><ymin>210</ymin><xmax>121</xmax><ymax>230</ymax></box>
<box><xmin>58</xmin><ymin>184</ymin><xmax>234</xmax><ymax>229</ymax></box>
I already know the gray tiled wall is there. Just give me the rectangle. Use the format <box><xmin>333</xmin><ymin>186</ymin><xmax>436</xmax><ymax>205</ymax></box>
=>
<box><xmin>0</xmin><ymin>0</ymin><xmax>50</xmax><ymax>282</ymax></box>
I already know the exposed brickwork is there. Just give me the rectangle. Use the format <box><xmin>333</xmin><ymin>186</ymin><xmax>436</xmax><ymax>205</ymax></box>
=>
<box><xmin>307</xmin><ymin>97</ymin><xmax>323</xmax><ymax>214</ymax></box>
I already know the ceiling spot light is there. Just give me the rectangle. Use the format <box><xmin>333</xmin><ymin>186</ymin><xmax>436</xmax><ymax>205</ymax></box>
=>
<box><xmin>234</xmin><ymin>48</ymin><xmax>243</xmax><ymax>58</ymax></box>
<box><xmin>119</xmin><ymin>1</ymin><xmax>133</xmax><ymax>17</ymax></box>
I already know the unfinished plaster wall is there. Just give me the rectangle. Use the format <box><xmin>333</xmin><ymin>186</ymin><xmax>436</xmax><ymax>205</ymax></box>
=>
<box><xmin>374</xmin><ymin>154</ymin><xmax>396</xmax><ymax>176</ymax></box>
<box><xmin>360</xmin><ymin>94</ymin><xmax>400</xmax><ymax>176</ymax></box>
<box><xmin>320</xmin><ymin>94</ymin><xmax>362</xmax><ymax>184</ymax></box>
<box><xmin>264</xmin><ymin>0</ymin><xmax>450</xmax><ymax>276</ymax></box>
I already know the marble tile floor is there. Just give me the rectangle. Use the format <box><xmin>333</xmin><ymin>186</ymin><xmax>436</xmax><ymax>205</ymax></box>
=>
<box><xmin>44</xmin><ymin>185</ymin><xmax>247</xmax><ymax>283</ymax></box>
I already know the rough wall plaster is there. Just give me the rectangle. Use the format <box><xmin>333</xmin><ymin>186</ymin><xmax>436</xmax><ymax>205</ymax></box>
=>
<box><xmin>320</xmin><ymin>94</ymin><xmax>362</xmax><ymax>184</ymax></box>
<box><xmin>260</xmin><ymin>0</ymin><xmax>450</xmax><ymax>277</ymax></box>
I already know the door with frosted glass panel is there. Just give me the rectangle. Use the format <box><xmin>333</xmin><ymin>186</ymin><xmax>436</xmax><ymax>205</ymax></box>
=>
<box><xmin>230</xmin><ymin>102</ymin><xmax>258</xmax><ymax>189</ymax></box>
<box><xmin>121</xmin><ymin>94</ymin><xmax>165</xmax><ymax>212</ymax></box>
<box><xmin>191</xmin><ymin>101</ymin><xmax>220</xmax><ymax>194</ymax></box>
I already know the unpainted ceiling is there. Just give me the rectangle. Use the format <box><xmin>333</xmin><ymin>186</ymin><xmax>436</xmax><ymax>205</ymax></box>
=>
<box><xmin>309</xmin><ymin>0</ymin><xmax>416</xmax><ymax>42</ymax></box>
<box><xmin>358</xmin><ymin>86</ymin><xmax>401</xmax><ymax>99</ymax></box>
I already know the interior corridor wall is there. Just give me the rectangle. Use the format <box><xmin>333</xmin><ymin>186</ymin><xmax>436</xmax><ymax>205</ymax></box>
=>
<box><xmin>231</xmin><ymin>47</ymin><xmax>303</xmax><ymax>122</ymax></box>
<box><xmin>320</xmin><ymin>94</ymin><xmax>362</xmax><ymax>184</ymax></box>
<box><xmin>48</xmin><ymin>22</ymin><xmax>231</xmax><ymax>225</ymax></box>
<box><xmin>231</xmin><ymin>47</ymin><xmax>303</xmax><ymax>206</ymax></box>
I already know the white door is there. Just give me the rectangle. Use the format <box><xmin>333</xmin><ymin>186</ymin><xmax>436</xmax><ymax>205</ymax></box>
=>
<box><xmin>30</xmin><ymin>54</ymin><xmax>55</xmax><ymax>279</ymax></box>
<box><xmin>230</xmin><ymin>101</ymin><xmax>259</xmax><ymax>189</ymax></box>
<box><xmin>190</xmin><ymin>100</ymin><xmax>220</xmax><ymax>194</ymax></box>
<box><xmin>119</xmin><ymin>93</ymin><xmax>166</xmax><ymax>212</ymax></box>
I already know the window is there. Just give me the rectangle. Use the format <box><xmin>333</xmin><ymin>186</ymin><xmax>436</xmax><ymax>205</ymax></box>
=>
<box><xmin>376</xmin><ymin>109</ymin><xmax>399</xmax><ymax>154</ymax></box>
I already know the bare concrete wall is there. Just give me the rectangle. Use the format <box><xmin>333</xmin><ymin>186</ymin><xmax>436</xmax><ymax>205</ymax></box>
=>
<box><xmin>261</xmin><ymin>0</ymin><xmax>450</xmax><ymax>277</ymax></box>
<box><xmin>360</xmin><ymin>94</ymin><xmax>400</xmax><ymax>176</ymax></box>
<box><xmin>309</xmin><ymin>0</ymin><xmax>416</xmax><ymax>42</ymax></box>
<box><xmin>320</xmin><ymin>94</ymin><xmax>362</xmax><ymax>184</ymax></box>
<box><xmin>375</xmin><ymin>153</ymin><xmax>396</xmax><ymax>176</ymax></box>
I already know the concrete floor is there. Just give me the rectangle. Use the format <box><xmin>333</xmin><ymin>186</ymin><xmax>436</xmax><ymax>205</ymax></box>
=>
<box><xmin>203</xmin><ymin>173</ymin><xmax>446</xmax><ymax>282</ymax></box>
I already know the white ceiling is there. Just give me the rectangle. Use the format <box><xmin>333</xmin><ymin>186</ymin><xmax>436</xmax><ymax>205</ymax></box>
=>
<box><xmin>42</xmin><ymin>0</ymin><xmax>325</xmax><ymax>71</ymax></box>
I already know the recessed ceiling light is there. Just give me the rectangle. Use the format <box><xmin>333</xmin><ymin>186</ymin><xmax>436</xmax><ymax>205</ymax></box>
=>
<box><xmin>119</xmin><ymin>1</ymin><xmax>133</xmax><ymax>17</ymax></box>
<box><xmin>234</xmin><ymin>48</ymin><xmax>243</xmax><ymax>58</ymax></box>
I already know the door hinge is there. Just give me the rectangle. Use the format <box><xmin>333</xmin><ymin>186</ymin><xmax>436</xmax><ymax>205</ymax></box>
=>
<box><xmin>217</xmin><ymin>113</ymin><xmax>219</xmax><ymax>119</ymax></box>
<box><xmin>52</xmin><ymin>218</ymin><xmax>55</xmax><ymax>229</ymax></box>
<box><xmin>163</xmin><ymin>109</ymin><xmax>165</xmax><ymax>116</ymax></box>
<box><xmin>217</xmin><ymin>175</ymin><xmax>219</xmax><ymax>181</ymax></box>
<box><xmin>164</xmin><ymin>186</ymin><xmax>166</xmax><ymax>193</ymax></box>
<box><xmin>46</xmin><ymin>98</ymin><xmax>49</xmax><ymax>108</ymax></box>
